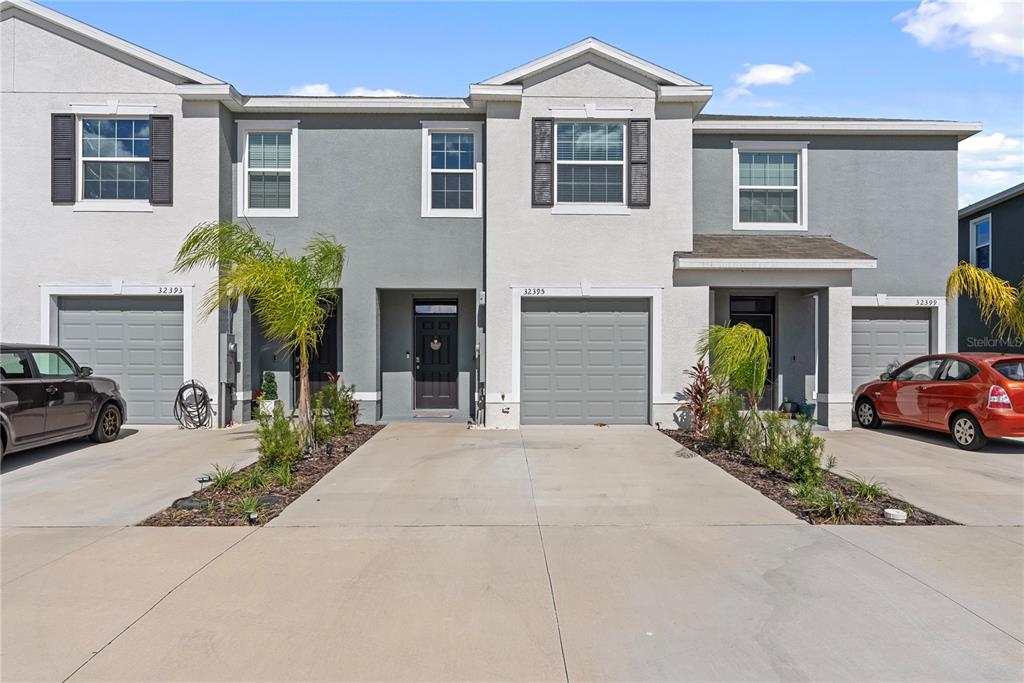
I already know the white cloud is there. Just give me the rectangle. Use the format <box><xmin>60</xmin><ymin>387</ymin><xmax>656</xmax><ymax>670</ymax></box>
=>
<box><xmin>343</xmin><ymin>87</ymin><xmax>417</xmax><ymax>97</ymax></box>
<box><xmin>896</xmin><ymin>0</ymin><xmax>1023</xmax><ymax>68</ymax></box>
<box><xmin>736</xmin><ymin>61</ymin><xmax>813</xmax><ymax>87</ymax></box>
<box><xmin>286</xmin><ymin>83</ymin><xmax>338</xmax><ymax>96</ymax></box>
<box><xmin>958</xmin><ymin>131</ymin><xmax>1024</xmax><ymax>206</ymax></box>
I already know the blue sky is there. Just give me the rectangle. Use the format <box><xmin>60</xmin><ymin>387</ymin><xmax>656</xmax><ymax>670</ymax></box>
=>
<box><xmin>48</xmin><ymin>1</ymin><xmax>1024</xmax><ymax>206</ymax></box>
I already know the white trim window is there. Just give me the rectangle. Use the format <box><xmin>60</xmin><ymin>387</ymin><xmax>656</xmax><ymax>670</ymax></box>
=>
<box><xmin>237</xmin><ymin>120</ymin><xmax>299</xmax><ymax>218</ymax></box>
<box><xmin>78</xmin><ymin>117</ymin><xmax>151</xmax><ymax>207</ymax></box>
<box><xmin>555</xmin><ymin>121</ymin><xmax>625</xmax><ymax>206</ymax></box>
<box><xmin>969</xmin><ymin>214</ymin><xmax>992</xmax><ymax>270</ymax></box>
<box><xmin>732</xmin><ymin>141</ymin><xmax>808</xmax><ymax>230</ymax></box>
<box><xmin>421</xmin><ymin>121</ymin><xmax>483</xmax><ymax>218</ymax></box>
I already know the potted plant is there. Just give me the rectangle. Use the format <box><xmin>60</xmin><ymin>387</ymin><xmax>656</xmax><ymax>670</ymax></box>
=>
<box><xmin>779</xmin><ymin>396</ymin><xmax>799</xmax><ymax>417</ymax></box>
<box><xmin>260</xmin><ymin>371</ymin><xmax>279</xmax><ymax>415</ymax></box>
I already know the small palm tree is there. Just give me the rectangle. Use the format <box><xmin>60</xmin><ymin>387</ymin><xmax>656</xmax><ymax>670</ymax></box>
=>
<box><xmin>173</xmin><ymin>222</ymin><xmax>346</xmax><ymax>437</ymax></box>
<box><xmin>946</xmin><ymin>262</ymin><xmax>1024</xmax><ymax>341</ymax></box>
<box><xmin>697</xmin><ymin>323</ymin><xmax>770</xmax><ymax>411</ymax></box>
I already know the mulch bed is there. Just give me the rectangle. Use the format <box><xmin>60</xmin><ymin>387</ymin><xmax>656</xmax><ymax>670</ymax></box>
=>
<box><xmin>140</xmin><ymin>424</ymin><xmax>384</xmax><ymax>527</ymax></box>
<box><xmin>660</xmin><ymin>429</ymin><xmax>956</xmax><ymax>526</ymax></box>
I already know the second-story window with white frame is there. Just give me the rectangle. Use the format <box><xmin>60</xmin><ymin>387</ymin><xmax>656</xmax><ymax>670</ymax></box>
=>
<box><xmin>555</xmin><ymin>122</ymin><xmax>625</xmax><ymax>204</ymax></box>
<box><xmin>237</xmin><ymin>120</ymin><xmax>299</xmax><ymax>218</ymax></box>
<box><xmin>970</xmin><ymin>214</ymin><xmax>992</xmax><ymax>270</ymax></box>
<box><xmin>733</xmin><ymin>141</ymin><xmax>808</xmax><ymax>230</ymax></box>
<box><xmin>81</xmin><ymin>118</ymin><xmax>151</xmax><ymax>201</ymax></box>
<box><xmin>421</xmin><ymin>121</ymin><xmax>483</xmax><ymax>218</ymax></box>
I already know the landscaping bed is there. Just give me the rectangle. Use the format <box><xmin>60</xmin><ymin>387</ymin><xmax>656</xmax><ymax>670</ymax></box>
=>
<box><xmin>141</xmin><ymin>424</ymin><xmax>383</xmax><ymax>527</ymax></box>
<box><xmin>661</xmin><ymin>429</ymin><xmax>955</xmax><ymax>526</ymax></box>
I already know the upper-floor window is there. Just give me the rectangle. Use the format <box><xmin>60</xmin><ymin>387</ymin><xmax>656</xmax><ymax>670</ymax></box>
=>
<box><xmin>421</xmin><ymin>121</ymin><xmax>482</xmax><ymax>218</ymax></box>
<box><xmin>733</xmin><ymin>141</ymin><xmax>808</xmax><ymax>231</ymax></box>
<box><xmin>555</xmin><ymin>122</ymin><xmax>624</xmax><ymax>204</ymax></box>
<box><xmin>81</xmin><ymin>118</ymin><xmax>150</xmax><ymax>201</ymax></box>
<box><xmin>237</xmin><ymin>120</ymin><xmax>299</xmax><ymax>218</ymax></box>
<box><xmin>970</xmin><ymin>214</ymin><xmax>991</xmax><ymax>270</ymax></box>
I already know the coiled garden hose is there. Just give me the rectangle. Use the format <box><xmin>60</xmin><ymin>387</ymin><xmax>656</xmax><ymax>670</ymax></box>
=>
<box><xmin>174</xmin><ymin>380</ymin><xmax>214</xmax><ymax>429</ymax></box>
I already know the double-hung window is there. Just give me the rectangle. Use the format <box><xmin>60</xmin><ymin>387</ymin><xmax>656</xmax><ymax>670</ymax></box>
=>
<box><xmin>555</xmin><ymin>122</ymin><xmax>625</xmax><ymax>205</ymax></box>
<box><xmin>970</xmin><ymin>214</ymin><xmax>992</xmax><ymax>270</ymax></box>
<box><xmin>421</xmin><ymin>122</ymin><xmax>482</xmax><ymax>218</ymax></box>
<box><xmin>733</xmin><ymin>141</ymin><xmax>808</xmax><ymax>230</ymax></box>
<box><xmin>81</xmin><ymin>118</ymin><xmax>151</xmax><ymax>201</ymax></box>
<box><xmin>237</xmin><ymin>120</ymin><xmax>299</xmax><ymax>218</ymax></box>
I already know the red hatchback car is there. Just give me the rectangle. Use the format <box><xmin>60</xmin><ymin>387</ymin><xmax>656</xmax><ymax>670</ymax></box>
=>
<box><xmin>854</xmin><ymin>353</ymin><xmax>1024</xmax><ymax>450</ymax></box>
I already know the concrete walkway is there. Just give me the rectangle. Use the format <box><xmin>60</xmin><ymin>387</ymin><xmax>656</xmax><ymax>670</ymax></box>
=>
<box><xmin>824</xmin><ymin>425</ymin><xmax>1024</xmax><ymax>526</ymax></box>
<box><xmin>2</xmin><ymin>424</ymin><xmax>1022</xmax><ymax>681</ymax></box>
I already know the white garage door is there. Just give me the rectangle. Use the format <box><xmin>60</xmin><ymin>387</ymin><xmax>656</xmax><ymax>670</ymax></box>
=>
<box><xmin>521</xmin><ymin>298</ymin><xmax>649</xmax><ymax>425</ymax></box>
<box><xmin>58</xmin><ymin>296</ymin><xmax>184</xmax><ymax>424</ymax></box>
<box><xmin>852</xmin><ymin>307</ymin><xmax>931</xmax><ymax>389</ymax></box>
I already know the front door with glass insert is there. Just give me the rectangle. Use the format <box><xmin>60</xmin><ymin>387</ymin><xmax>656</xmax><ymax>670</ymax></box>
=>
<box><xmin>729</xmin><ymin>296</ymin><xmax>775</xmax><ymax>409</ymax></box>
<box><xmin>414</xmin><ymin>302</ymin><xmax>458</xmax><ymax>410</ymax></box>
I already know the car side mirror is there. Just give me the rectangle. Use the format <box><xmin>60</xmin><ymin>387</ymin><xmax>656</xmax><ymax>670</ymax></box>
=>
<box><xmin>79</xmin><ymin>366</ymin><xmax>93</xmax><ymax>378</ymax></box>
<box><xmin>879</xmin><ymin>372</ymin><xmax>892</xmax><ymax>381</ymax></box>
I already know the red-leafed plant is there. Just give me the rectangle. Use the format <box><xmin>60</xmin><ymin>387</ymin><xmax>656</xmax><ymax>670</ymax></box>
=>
<box><xmin>683</xmin><ymin>359</ymin><xmax>715</xmax><ymax>435</ymax></box>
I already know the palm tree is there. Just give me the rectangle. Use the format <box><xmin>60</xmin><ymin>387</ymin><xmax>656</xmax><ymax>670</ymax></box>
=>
<box><xmin>697</xmin><ymin>322</ymin><xmax>770</xmax><ymax>411</ymax></box>
<box><xmin>173</xmin><ymin>222</ymin><xmax>346</xmax><ymax>437</ymax></box>
<box><xmin>946</xmin><ymin>262</ymin><xmax>1024</xmax><ymax>342</ymax></box>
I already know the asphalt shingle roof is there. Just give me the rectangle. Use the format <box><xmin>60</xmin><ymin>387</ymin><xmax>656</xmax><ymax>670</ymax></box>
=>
<box><xmin>676</xmin><ymin>235</ymin><xmax>876</xmax><ymax>261</ymax></box>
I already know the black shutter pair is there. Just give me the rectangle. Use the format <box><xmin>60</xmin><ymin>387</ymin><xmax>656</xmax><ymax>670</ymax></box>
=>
<box><xmin>51</xmin><ymin>114</ymin><xmax>173</xmax><ymax>205</ymax></box>
<box><xmin>531</xmin><ymin>117</ymin><xmax>650</xmax><ymax>208</ymax></box>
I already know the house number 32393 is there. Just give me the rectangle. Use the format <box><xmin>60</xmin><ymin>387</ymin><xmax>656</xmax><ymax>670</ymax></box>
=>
<box><xmin>158</xmin><ymin>286</ymin><xmax>183</xmax><ymax>295</ymax></box>
<box><xmin>523</xmin><ymin>288</ymin><xmax>546</xmax><ymax>296</ymax></box>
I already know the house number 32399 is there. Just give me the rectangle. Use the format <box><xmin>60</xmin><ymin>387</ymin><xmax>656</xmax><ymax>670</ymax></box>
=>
<box><xmin>915</xmin><ymin>298</ymin><xmax>938</xmax><ymax>306</ymax></box>
<box><xmin>523</xmin><ymin>288</ymin><xmax>546</xmax><ymax>296</ymax></box>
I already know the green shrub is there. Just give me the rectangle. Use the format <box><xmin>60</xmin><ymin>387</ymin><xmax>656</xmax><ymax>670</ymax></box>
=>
<box><xmin>232</xmin><ymin>494</ymin><xmax>263</xmax><ymax>517</ymax></box>
<box><xmin>207</xmin><ymin>463</ymin><xmax>237</xmax><ymax>490</ymax></box>
<box><xmin>235</xmin><ymin>466</ymin><xmax>269</xmax><ymax>491</ymax></box>
<box><xmin>257</xmin><ymin>404</ymin><xmax>303</xmax><ymax>468</ymax></box>
<box><xmin>312</xmin><ymin>382</ymin><xmax>359</xmax><ymax>445</ymax></box>
<box><xmin>849</xmin><ymin>474</ymin><xmax>889</xmax><ymax>501</ymax></box>
<box><xmin>261</xmin><ymin>371</ymin><xmax>278</xmax><ymax>400</ymax></box>
<box><xmin>749</xmin><ymin>410</ymin><xmax>787</xmax><ymax>471</ymax></box>
<box><xmin>707</xmin><ymin>391</ymin><xmax>746</xmax><ymax>451</ymax></box>
<box><xmin>270</xmin><ymin>462</ymin><xmax>293</xmax><ymax>487</ymax></box>
<box><xmin>779</xmin><ymin>416</ymin><xmax>826</xmax><ymax>485</ymax></box>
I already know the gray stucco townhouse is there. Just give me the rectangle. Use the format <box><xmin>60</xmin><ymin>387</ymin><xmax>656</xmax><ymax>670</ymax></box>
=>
<box><xmin>0</xmin><ymin>0</ymin><xmax>982</xmax><ymax>430</ymax></box>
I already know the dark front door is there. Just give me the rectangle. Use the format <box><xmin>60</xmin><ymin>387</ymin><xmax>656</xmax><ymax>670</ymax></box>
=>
<box><xmin>729</xmin><ymin>296</ymin><xmax>775</xmax><ymax>409</ymax></box>
<box><xmin>414</xmin><ymin>309</ymin><xmax>458</xmax><ymax>410</ymax></box>
<box><xmin>295</xmin><ymin>302</ymin><xmax>340</xmax><ymax>399</ymax></box>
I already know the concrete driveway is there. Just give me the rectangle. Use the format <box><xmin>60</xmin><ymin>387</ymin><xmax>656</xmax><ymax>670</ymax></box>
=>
<box><xmin>824</xmin><ymin>425</ymin><xmax>1024</xmax><ymax>526</ymax></box>
<box><xmin>1</xmin><ymin>424</ymin><xmax>258</xmax><ymax>526</ymax></box>
<box><xmin>2</xmin><ymin>424</ymin><xmax>1022</xmax><ymax>681</ymax></box>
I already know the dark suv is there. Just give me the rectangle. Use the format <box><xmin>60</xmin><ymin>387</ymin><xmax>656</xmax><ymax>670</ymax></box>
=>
<box><xmin>1</xmin><ymin>343</ymin><xmax>127</xmax><ymax>457</ymax></box>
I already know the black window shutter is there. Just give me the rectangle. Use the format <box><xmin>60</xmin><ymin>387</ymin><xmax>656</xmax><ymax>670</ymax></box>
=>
<box><xmin>149</xmin><ymin>115</ymin><xmax>173</xmax><ymax>205</ymax></box>
<box><xmin>532</xmin><ymin>118</ymin><xmax>554</xmax><ymax>207</ymax></box>
<box><xmin>628</xmin><ymin>119</ymin><xmax>651</xmax><ymax>207</ymax></box>
<box><xmin>51</xmin><ymin>114</ymin><xmax>75</xmax><ymax>203</ymax></box>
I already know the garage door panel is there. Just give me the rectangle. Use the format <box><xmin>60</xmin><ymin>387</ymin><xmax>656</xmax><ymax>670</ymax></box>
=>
<box><xmin>852</xmin><ymin>307</ymin><xmax>931</xmax><ymax>390</ymax></box>
<box><xmin>521</xmin><ymin>298</ymin><xmax>649</xmax><ymax>425</ymax></box>
<box><xmin>58</xmin><ymin>296</ymin><xmax>183</xmax><ymax>425</ymax></box>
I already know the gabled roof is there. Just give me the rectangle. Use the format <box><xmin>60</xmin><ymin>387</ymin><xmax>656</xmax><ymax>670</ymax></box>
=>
<box><xmin>478</xmin><ymin>37</ymin><xmax>702</xmax><ymax>87</ymax></box>
<box><xmin>1</xmin><ymin>0</ymin><xmax>224</xmax><ymax>85</ymax></box>
<box><xmin>959</xmin><ymin>182</ymin><xmax>1024</xmax><ymax>217</ymax></box>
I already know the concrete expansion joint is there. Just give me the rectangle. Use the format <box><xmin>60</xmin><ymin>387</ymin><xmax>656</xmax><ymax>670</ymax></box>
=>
<box><xmin>519</xmin><ymin>431</ymin><xmax>571</xmax><ymax>683</ymax></box>
<box><xmin>821</xmin><ymin>526</ymin><xmax>1024</xmax><ymax>647</ymax></box>
<box><xmin>61</xmin><ymin>527</ymin><xmax>260</xmax><ymax>682</ymax></box>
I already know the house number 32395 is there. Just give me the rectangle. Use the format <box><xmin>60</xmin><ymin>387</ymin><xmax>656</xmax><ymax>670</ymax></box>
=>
<box><xmin>158</xmin><ymin>286</ymin><xmax>183</xmax><ymax>295</ymax></box>
<box><xmin>523</xmin><ymin>288</ymin><xmax>546</xmax><ymax>296</ymax></box>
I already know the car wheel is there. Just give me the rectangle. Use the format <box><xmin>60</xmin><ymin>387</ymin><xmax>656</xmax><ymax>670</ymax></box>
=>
<box><xmin>950</xmin><ymin>412</ymin><xmax>987</xmax><ymax>451</ymax></box>
<box><xmin>856</xmin><ymin>398</ymin><xmax>881</xmax><ymax>429</ymax></box>
<box><xmin>90</xmin><ymin>404</ymin><xmax>122</xmax><ymax>443</ymax></box>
